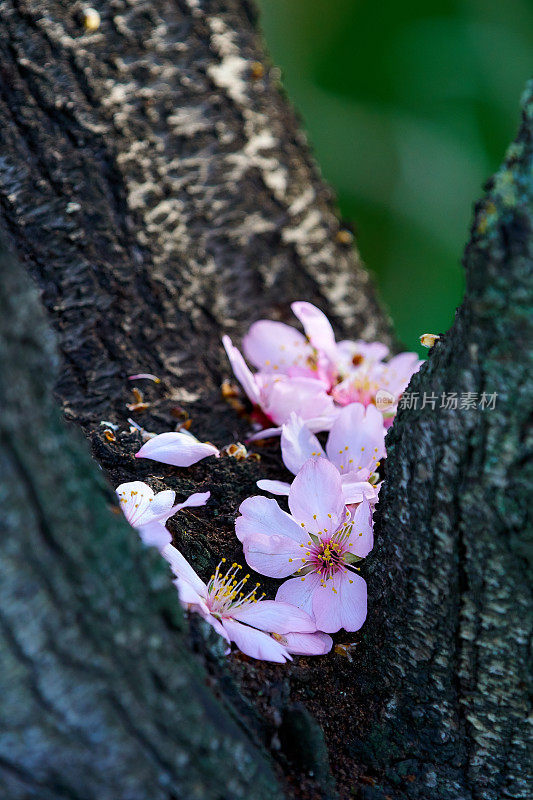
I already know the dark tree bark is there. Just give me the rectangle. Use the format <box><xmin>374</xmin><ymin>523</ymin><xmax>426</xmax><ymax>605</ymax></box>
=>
<box><xmin>0</xmin><ymin>1</ymin><xmax>530</xmax><ymax>798</ymax></box>
<box><xmin>363</xmin><ymin>85</ymin><xmax>533</xmax><ymax>800</ymax></box>
<box><xmin>0</xmin><ymin>235</ymin><xmax>283</xmax><ymax>800</ymax></box>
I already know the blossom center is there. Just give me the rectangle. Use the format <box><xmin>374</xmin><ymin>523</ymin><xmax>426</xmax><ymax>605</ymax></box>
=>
<box><xmin>312</xmin><ymin>539</ymin><xmax>345</xmax><ymax>578</ymax></box>
<box><xmin>295</xmin><ymin>523</ymin><xmax>357</xmax><ymax>587</ymax></box>
<box><xmin>207</xmin><ymin>559</ymin><xmax>264</xmax><ymax>617</ymax></box>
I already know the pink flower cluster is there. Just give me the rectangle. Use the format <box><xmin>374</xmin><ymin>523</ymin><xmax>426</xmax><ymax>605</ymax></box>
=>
<box><xmin>223</xmin><ymin>301</ymin><xmax>421</xmax><ymax>435</ymax></box>
<box><xmin>118</xmin><ymin>301</ymin><xmax>421</xmax><ymax>662</ymax></box>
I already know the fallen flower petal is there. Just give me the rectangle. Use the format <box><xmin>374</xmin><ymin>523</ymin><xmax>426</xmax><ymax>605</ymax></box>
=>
<box><xmin>291</xmin><ymin>301</ymin><xmax>337</xmax><ymax>362</ymax></box>
<box><xmin>135</xmin><ymin>430</ymin><xmax>220</xmax><ymax>467</ymax></box>
<box><xmin>274</xmin><ymin>631</ymin><xmax>333</xmax><ymax>656</ymax></box>
<box><xmin>220</xmin><ymin>618</ymin><xmax>292</xmax><ymax>663</ymax></box>
<box><xmin>256</xmin><ymin>479</ymin><xmax>291</xmax><ymax>496</ymax></box>
<box><xmin>116</xmin><ymin>481</ymin><xmax>209</xmax><ymax>551</ymax></box>
<box><xmin>242</xmin><ymin>319</ymin><xmax>310</xmax><ymax>373</ymax></box>
<box><xmin>128</xmin><ymin>373</ymin><xmax>161</xmax><ymax>383</ymax></box>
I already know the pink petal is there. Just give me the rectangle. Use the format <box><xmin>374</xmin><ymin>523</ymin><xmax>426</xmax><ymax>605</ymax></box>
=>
<box><xmin>135</xmin><ymin>431</ymin><xmax>219</xmax><ymax>467</ymax></box>
<box><xmin>247</xmin><ymin>412</ymin><xmax>337</xmax><ymax>442</ymax></box>
<box><xmin>275</xmin><ymin>573</ymin><xmax>322</xmax><ymax>617</ymax></box>
<box><xmin>339</xmin><ymin>572</ymin><xmax>367</xmax><ymax>631</ymax></box>
<box><xmin>312</xmin><ymin>572</ymin><xmax>367</xmax><ymax>633</ymax></box>
<box><xmin>291</xmin><ymin>302</ymin><xmax>337</xmax><ymax>359</ymax></box>
<box><xmin>280</xmin><ymin>413</ymin><xmax>323</xmax><ymax>475</ymax></box>
<box><xmin>236</xmin><ymin>496</ymin><xmax>305</xmax><ymax>544</ymax></box>
<box><xmin>242</xmin><ymin>320</ymin><xmax>309</xmax><ymax>373</ymax></box>
<box><xmin>288</xmin><ymin>457</ymin><xmax>345</xmax><ymax>536</ymax></box>
<box><xmin>242</xmin><ymin>532</ymin><xmax>304</xmax><ymax>579</ymax></box>
<box><xmin>326</xmin><ymin>403</ymin><xmax>385</xmax><ymax>473</ymax></box>
<box><xmin>164</xmin><ymin>491</ymin><xmax>210</xmax><ymax>518</ymax></box>
<box><xmin>248</xmin><ymin>425</ymin><xmax>283</xmax><ymax>441</ymax></box>
<box><xmin>340</xmin><ymin>477</ymin><xmax>376</xmax><ymax>505</ymax></box>
<box><xmin>161</xmin><ymin>544</ymin><xmax>207</xmax><ymax>597</ymax></box>
<box><xmin>221</xmin><ymin>618</ymin><xmax>291</xmax><ymax>663</ymax></box>
<box><xmin>262</xmin><ymin>375</ymin><xmax>334</xmax><ymax>426</ymax></box>
<box><xmin>378</xmin><ymin>352</ymin><xmax>423</xmax><ymax>395</ymax></box>
<box><xmin>348</xmin><ymin>499</ymin><xmax>374</xmax><ymax>558</ymax></box>
<box><xmin>222</xmin><ymin>335</ymin><xmax>261</xmax><ymax>405</ymax></box>
<box><xmin>336</xmin><ymin>340</ymin><xmax>389</xmax><ymax>365</ymax></box>
<box><xmin>256</xmin><ymin>479</ymin><xmax>291</xmax><ymax>496</ymax></box>
<box><xmin>281</xmin><ymin>631</ymin><xmax>333</xmax><ymax>656</ymax></box>
<box><xmin>230</xmin><ymin>600</ymin><xmax>316</xmax><ymax>634</ymax></box>
<box><xmin>310</xmin><ymin>576</ymin><xmax>343</xmax><ymax>633</ymax></box>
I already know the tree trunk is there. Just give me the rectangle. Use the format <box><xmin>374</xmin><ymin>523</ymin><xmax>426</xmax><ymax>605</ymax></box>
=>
<box><xmin>0</xmin><ymin>1</ymin><xmax>530</xmax><ymax>798</ymax></box>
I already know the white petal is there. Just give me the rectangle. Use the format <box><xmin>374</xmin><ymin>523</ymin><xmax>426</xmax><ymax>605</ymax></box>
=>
<box><xmin>280</xmin><ymin>413</ymin><xmax>323</xmax><ymax>475</ymax></box>
<box><xmin>312</xmin><ymin>572</ymin><xmax>367</xmax><ymax>633</ymax></box>
<box><xmin>116</xmin><ymin>481</ymin><xmax>155</xmax><ymax>527</ymax></box>
<box><xmin>147</xmin><ymin>490</ymin><xmax>176</xmax><ymax>521</ymax></box>
<box><xmin>136</xmin><ymin>521</ymin><xmax>172</xmax><ymax>550</ymax></box>
<box><xmin>347</xmin><ymin>499</ymin><xmax>374</xmax><ymax>558</ymax></box>
<box><xmin>165</xmin><ymin>491</ymin><xmax>210</xmax><ymax>518</ymax></box>
<box><xmin>161</xmin><ymin>544</ymin><xmax>207</xmax><ymax>596</ymax></box>
<box><xmin>256</xmin><ymin>479</ymin><xmax>291</xmax><ymax>496</ymax></box>
<box><xmin>242</xmin><ymin>320</ymin><xmax>309</xmax><ymax>373</ymax></box>
<box><xmin>242</xmin><ymin>532</ymin><xmax>304</xmax><ymax>579</ymax></box>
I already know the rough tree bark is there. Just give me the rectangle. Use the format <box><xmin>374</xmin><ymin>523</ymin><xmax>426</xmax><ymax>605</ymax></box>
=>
<box><xmin>0</xmin><ymin>1</ymin><xmax>530</xmax><ymax>798</ymax></box>
<box><xmin>0</xmin><ymin>234</ymin><xmax>283</xmax><ymax>800</ymax></box>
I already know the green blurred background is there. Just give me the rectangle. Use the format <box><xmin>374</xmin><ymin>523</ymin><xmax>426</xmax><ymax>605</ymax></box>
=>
<box><xmin>256</xmin><ymin>0</ymin><xmax>532</xmax><ymax>353</ymax></box>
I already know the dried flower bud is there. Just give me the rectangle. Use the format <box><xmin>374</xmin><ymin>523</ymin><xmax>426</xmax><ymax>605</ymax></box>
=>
<box><xmin>419</xmin><ymin>333</ymin><xmax>440</xmax><ymax>348</ymax></box>
<box><xmin>83</xmin><ymin>7</ymin><xmax>101</xmax><ymax>32</ymax></box>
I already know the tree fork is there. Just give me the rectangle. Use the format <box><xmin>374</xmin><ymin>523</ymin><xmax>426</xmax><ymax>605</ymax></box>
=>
<box><xmin>0</xmin><ymin>0</ymin><xmax>531</xmax><ymax>798</ymax></box>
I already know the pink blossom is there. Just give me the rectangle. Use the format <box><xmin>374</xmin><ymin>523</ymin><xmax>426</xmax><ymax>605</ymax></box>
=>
<box><xmin>332</xmin><ymin>352</ymin><xmax>422</xmax><ymax>415</ymax></box>
<box><xmin>116</xmin><ymin>481</ymin><xmax>210</xmax><ymax>550</ymax></box>
<box><xmin>236</xmin><ymin>458</ymin><xmax>371</xmax><ymax>633</ymax></box>
<box><xmin>222</xmin><ymin>335</ymin><xmax>336</xmax><ymax>431</ymax></box>
<box><xmin>162</xmin><ymin>546</ymin><xmax>320</xmax><ymax>663</ymax></box>
<box><xmin>257</xmin><ymin>404</ymin><xmax>385</xmax><ymax>504</ymax></box>
<box><xmin>223</xmin><ymin>303</ymin><xmax>422</xmax><ymax>433</ymax></box>
<box><xmin>135</xmin><ymin>429</ymin><xmax>220</xmax><ymax>467</ymax></box>
<box><xmin>242</xmin><ymin>302</ymin><xmax>336</xmax><ymax>386</ymax></box>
